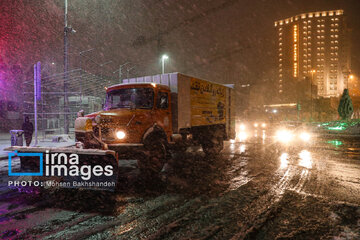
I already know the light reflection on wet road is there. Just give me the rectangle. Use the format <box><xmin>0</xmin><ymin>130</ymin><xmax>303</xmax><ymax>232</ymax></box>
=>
<box><xmin>231</xmin><ymin>129</ymin><xmax>360</xmax><ymax>205</ymax></box>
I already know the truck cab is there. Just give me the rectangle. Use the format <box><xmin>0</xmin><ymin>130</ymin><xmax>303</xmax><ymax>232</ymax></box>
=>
<box><xmin>76</xmin><ymin>83</ymin><xmax>172</xmax><ymax>147</ymax></box>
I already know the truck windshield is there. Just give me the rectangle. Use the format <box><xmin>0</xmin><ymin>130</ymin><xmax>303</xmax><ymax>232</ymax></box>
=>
<box><xmin>104</xmin><ymin>88</ymin><xmax>154</xmax><ymax>110</ymax></box>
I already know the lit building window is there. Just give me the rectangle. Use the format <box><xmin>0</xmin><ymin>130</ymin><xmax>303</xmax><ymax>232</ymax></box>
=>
<box><xmin>293</xmin><ymin>24</ymin><xmax>299</xmax><ymax>77</ymax></box>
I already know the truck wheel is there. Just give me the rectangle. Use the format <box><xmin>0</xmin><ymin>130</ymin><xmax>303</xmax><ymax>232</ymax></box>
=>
<box><xmin>138</xmin><ymin>139</ymin><xmax>167</xmax><ymax>178</ymax></box>
<box><xmin>201</xmin><ymin>132</ymin><xmax>224</xmax><ymax>155</ymax></box>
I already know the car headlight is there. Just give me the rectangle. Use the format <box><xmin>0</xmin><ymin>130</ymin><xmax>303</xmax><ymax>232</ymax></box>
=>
<box><xmin>299</xmin><ymin>132</ymin><xmax>311</xmax><ymax>141</ymax></box>
<box><xmin>276</xmin><ymin>130</ymin><xmax>293</xmax><ymax>143</ymax></box>
<box><xmin>116</xmin><ymin>130</ymin><xmax>126</xmax><ymax>139</ymax></box>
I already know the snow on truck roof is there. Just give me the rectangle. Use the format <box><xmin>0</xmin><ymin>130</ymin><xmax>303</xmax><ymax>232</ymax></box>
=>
<box><xmin>107</xmin><ymin>82</ymin><xmax>170</xmax><ymax>90</ymax></box>
<box><xmin>107</xmin><ymin>72</ymin><xmax>234</xmax><ymax>90</ymax></box>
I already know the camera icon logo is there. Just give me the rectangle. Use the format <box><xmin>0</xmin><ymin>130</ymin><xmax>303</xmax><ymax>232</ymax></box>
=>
<box><xmin>8</xmin><ymin>151</ymin><xmax>43</xmax><ymax>176</ymax></box>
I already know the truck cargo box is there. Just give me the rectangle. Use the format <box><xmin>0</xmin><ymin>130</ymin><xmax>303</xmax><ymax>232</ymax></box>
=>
<box><xmin>122</xmin><ymin>73</ymin><xmax>235</xmax><ymax>139</ymax></box>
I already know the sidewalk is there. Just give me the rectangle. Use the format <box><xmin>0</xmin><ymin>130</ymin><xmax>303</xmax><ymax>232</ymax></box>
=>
<box><xmin>0</xmin><ymin>132</ymin><xmax>75</xmax><ymax>160</ymax></box>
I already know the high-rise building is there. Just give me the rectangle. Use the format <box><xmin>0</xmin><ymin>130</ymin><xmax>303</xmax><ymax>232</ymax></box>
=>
<box><xmin>274</xmin><ymin>10</ymin><xmax>351</xmax><ymax>100</ymax></box>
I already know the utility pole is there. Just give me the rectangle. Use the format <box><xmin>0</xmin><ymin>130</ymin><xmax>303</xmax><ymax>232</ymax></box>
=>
<box><xmin>126</xmin><ymin>66</ymin><xmax>135</xmax><ymax>80</ymax></box>
<box><xmin>113</xmin><ymin>62</ymin><xmax>130</xmax><ymax>83</ymax></box>
<box><xmin>63</xmin><ymin>0</ymin><xmax>75</xmax><ymax>134</ymax></box>
<box><xmin>100</xmin><ymin>61</ymin><xmax>113</xmax><ymax>85</ymax></box>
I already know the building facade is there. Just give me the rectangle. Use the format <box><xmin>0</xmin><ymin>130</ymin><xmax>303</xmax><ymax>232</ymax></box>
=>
<box><xmin>274</xmin><ymin>10</ymin><xmax>351</xmax><ymax>101</ymax></box>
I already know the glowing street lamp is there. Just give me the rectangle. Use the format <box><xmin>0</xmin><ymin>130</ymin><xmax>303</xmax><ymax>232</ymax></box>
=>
<box><xmin>348</xmin><ymin>74</ymin><xmax>354</xmax><ymax>89</ymax></box>
<box><xmin>309</xmin><ymin>69</ymin><xmax>316</xmax><ymax>121</ymax></box>
<box><xmin>161</xmin><ymin>54</ymin><xmax>169</xmax><ymax>74</ymax></box>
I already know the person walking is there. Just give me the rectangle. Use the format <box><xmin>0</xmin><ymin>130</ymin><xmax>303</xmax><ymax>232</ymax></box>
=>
<box><xmin>22</xmin><ymin>116</ymin><xmax>34</xmax><ymax>146</ymax></box>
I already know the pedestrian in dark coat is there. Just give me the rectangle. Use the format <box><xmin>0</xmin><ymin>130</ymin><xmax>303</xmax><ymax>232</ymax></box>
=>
<box><xmin>22</xmin><ymin>116</ymin><xmax>34</xmax><ymax>146</ymax></box>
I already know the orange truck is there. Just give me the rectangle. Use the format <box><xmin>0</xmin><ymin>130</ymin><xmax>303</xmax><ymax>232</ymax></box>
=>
<box><xmin>74</xmin><ymin>72</ymin><xmax>235</xmax><ymax>175</ymax></box>
<box><xmin>8</xmin><ymin>73</ymin><xmax>235</xmax><ymax>188</ymax></box>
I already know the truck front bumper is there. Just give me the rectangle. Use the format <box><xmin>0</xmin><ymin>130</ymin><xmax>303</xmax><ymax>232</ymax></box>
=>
<box><xmin>107</xmin><ymin>143</ymin><xmax>145</xmax><ymax>159</ymax></box>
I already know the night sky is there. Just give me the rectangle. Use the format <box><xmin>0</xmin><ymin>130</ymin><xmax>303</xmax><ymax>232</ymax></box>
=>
<box><xmin>1</xmin><ymin>0</ymin><xmax>360</xmax><ymax>102</ymax></box>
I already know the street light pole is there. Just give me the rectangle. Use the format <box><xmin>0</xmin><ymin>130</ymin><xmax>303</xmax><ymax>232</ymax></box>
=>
<box><xmin>348</xmin><ymin>74</ymin><xmax>354</xmax><ymax>89</ymax></box>
<box><xmin>161</xmin><ymin>54</ymin><xmax>168</xmax><ymax>74</ymax></box>
<box><xmin>310</xmin><ymin>70</ymin><xmax>316</xmax><ymax>121</ymax></box>
<box><xmin>63</xmin><ymin>0</ymin><xmax>69</xmax><ymax>134</ymax></box>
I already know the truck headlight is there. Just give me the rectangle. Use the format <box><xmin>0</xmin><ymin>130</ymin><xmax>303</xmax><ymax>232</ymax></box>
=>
<box><xmin>116</xmin><ymin>130</ymin><xmax>126</xmax><ymax>139</ymax></box>
<box><xmin>299</xmin><ymin>132</ymin><xmax>311</xmax><ymax>141</ymax></box>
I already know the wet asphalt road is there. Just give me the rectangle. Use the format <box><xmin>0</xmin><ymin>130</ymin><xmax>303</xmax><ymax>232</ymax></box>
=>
<box><xmin>0</xmin><ymin>130</ymin><xmax>359</xmax><ymax>239</ymax></box>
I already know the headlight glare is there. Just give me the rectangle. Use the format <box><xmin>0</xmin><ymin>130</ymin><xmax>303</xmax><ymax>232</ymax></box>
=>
<box><xmin>276</xmin><ymin>130</ymin><xmax>293</xmax><ymax>143</ymax></box>
<box><xmin>300</xmin><ymin>132</ymin><xmax>311</xmax><ymax>141</ymax></box>
<box><xmin>116</xmin><ymin>130</ymin><xmax>126</xmax><ymax>139</ymax></box>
